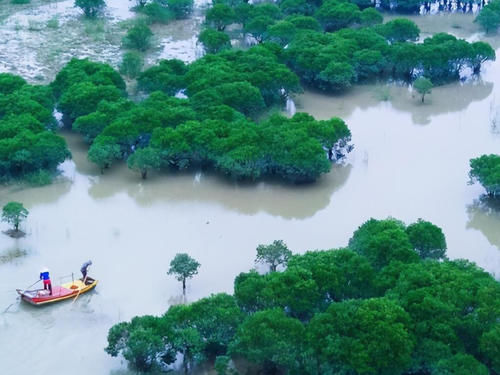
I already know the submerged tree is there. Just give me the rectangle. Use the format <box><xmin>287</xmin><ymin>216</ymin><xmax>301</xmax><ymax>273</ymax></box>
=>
<box><xmin>168</xmin><ymin>253</ymin><xmax>201</xmax><ymax>295</ymax></box>
<box><xmin>1</xmin><ymin>201</ymin><xmax>29</xmax><ymax>234</ymax></box>
<box><xmin>255</xmin><ymin>240</ymin><xmax>292</xmax><ymax>272</ymax></box>
<box><xmin>413</xmin><ymin>77</ymin><xmax>433</xmax><ymax>103</ymax></box>
<box><xmin>470</xmin><ymin>154</ymin><xmax>500</xmax><ymax>197</ymax></box>
<box><xmin>127</xmin><ymin>147</ymin><xmax>161</xmax><ymax>179</ymax></box>
<box><xmin>74</xmin><ymin>0</ymin><xmax>106</xmax><ymax>18</ymax></box>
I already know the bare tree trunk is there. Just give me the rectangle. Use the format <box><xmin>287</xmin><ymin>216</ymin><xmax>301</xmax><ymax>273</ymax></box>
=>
<box><xmin>183</xmin><ymin>278</ymin><xmax>186</xmax><ymax>296</ymax></box>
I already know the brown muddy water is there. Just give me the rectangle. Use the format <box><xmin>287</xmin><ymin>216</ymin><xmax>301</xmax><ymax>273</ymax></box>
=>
<box><xmin>1</xmin><ymin>2</ymin><xmax>500</xmax><ymax>374</ymax></box>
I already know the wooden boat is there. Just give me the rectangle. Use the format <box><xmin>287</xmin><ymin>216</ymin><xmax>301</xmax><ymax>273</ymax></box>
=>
<box><xmin>16</xmin><ymin>277</ymin><xmax>98</xmax><ymax>306</ymax></box>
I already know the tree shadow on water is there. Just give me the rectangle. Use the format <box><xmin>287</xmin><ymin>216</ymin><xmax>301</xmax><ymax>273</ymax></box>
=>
<box><xmin>466</xmin><ymin>195</ymin><xmax>500</xmax><ymax>249</ymax></box>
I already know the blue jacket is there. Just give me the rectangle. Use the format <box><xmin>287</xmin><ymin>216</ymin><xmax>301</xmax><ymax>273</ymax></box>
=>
<box><xmin>40</xmin><ymin>271</ymin><xmax>50</xmax><ymax>281</ymax></box>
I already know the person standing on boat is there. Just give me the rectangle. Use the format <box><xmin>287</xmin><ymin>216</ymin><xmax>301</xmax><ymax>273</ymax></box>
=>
<box><xmin>39</xmin><ymin>267</ymin><xmax>52</xmax><ymax>295</ymax></box>
<box><xmin>80</xmin><ymin>260</ymin><xmax>92</xmax><ymax>281</ymax></box>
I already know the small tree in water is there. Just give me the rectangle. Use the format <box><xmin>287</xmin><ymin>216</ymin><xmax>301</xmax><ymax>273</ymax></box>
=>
<box><xmin>255</xmin><ymin>240</ymin><xmax>292</xmax><ymax>272</ymax></box>
<box><xmin>413</xmin><ymin>77</ymin><xmax>433</xmax><ymax>103</ymax></box>
<box><xmin>74</xmin><ymin>0</ymin><xmax>106</xmax><ymax>18</ymax></box>
<box><xmin>2</xmin><ymin>201</ymin><xmax>29</xmax><ymax>235</ymax></box>
<box><xmin>168</xmin><ymin>253</ymin><xmax>200</xmax><ymax>296</ymax></box>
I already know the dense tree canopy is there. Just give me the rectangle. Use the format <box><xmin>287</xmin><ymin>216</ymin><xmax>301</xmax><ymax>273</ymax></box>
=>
<box><xmin>168</xmin><ymin>253</ymin><xmax>201</xmax><ymax>295</ymax></box>
<box><xmin>107</xmin><ymin>217</ymin><xmax>500</xmax><ymax>374</ymax></box>
<box><xmin>199</xmin><ymin>0</ymin><xmax>494</xmax><ymax>92</ymax></box>
<box><xmin>0</xmin><ymin>73</ymin><xmax>70</xmax><ymax>181</ymax></box>
<box><xmin>52</xmin><ymin>54</ymin><xmax>349</xmax><ymax>183</ymax></box>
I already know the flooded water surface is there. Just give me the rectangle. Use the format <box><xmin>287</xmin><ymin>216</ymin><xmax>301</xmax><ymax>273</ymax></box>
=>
<box><xmin>0</xmin><ymin>3</ymin><xmax>500</xmax><ymax>375</ymax></box>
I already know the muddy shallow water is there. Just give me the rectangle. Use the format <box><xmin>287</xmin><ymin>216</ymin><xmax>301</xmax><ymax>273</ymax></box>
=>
<box><xmin>1</xmin><ymin>3</ymin><xmax>500</xmax><ymax>375</ymax></box>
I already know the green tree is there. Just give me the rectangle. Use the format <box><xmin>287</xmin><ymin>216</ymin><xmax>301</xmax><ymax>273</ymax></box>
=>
<box><xmin>480</xmin><ymin>325</ymin><xmax>500</xmax><ymax>373</ymax></box>
<box><xmin>164</xmin><ymin>0</ymin><xmax>193</xmax><ymax>19</ymax></box>
<box><xmin>198</xmin><ymin>29</ymin><xmax>232</xmax><ymax>54</ymax></box>
<box><xmin>88</xmin><ymin>136</ymin><xmax>122</xmax><ymax>173</ymax></box>
<box><xmin>359</xmin><ymin>7</ymin><xmax>383</xmax><ymax>26</ymax></box>
<box><xmin>0</xmin><ymin>73</ymin><xmax>26</xmax><ymax>95</ymax></box>
<box><xmin>413</xmin><ymin>76</ymin><xmax>433</xmax><ymax>103</ymax></box>
<box><xmin>167</xmin><ymin>253</ymin><xmax>201</xmax><ymax>295</ymax></box>
<box><xmin>470</xmin><ymin>154</ymin><xmax>500</xmax><ymax>196</ymax></box>
<box><xmin>308</xmin><ymin>298</ymin><xmax>414</xmax><ymax>375</ymax></box>
<box><xmin>475</xmin><ymin>2</ymin><xmax>500</xmax><ymax>34</ymax></box>
<box><xmin>266</xmin><ymin>21</ymin><xmax>297</xmax><ymax>46</ymax></box>
<box><xmin>406</xmin><ymin>219</ymin><xmax>447</xmax><ymax>260</ymax></box>
<box><xmin>120</xmin><ymin>51</ymin><xmax>144</xmax><ymax>79</ymax></box>
<box><xmin>58</xmin><ymin>82</ymin><xmax>123</xmax><ymax>122</ymax></box>
<box><xmin>432</xmin><ymin>353</ymin><xmax>489</xmax><ymax>375</ymax></box>
<box><xmin>255</xmin><ymin>239</ymin><xmax>292</xmax><ymax>272</ymax></box>
<box><xmin>315</xmin><ymin>0</ymin><xmax>361</xmax><ymax>32</ymax></box>
<box><xmin>137</xmin><ymin>59</ymin><xmax>187</xmax><ymax>95</ymax></box>
<box><xmin>205</xmin><ymin>4</ymin><xmax>236</xmax><ymax>31</ymax></box>
<box><xmin>229</xmin><ymin>309</ymin><xmax>306</xmax><ymax>373</ymax></box>
<box><xmin>74</xmin><ymin>0</ymin><xmax>106</xmax><ymax>17</ymax></box>
<box><xmin>349</xmin><ymin>218</ymin><xmax>419</xmax><ymax>270</ymax></box>
<box><xmin>127</xmin><ymin>147</ymin><xmax>161</xmax><ymax>179</ymax></box>
<box><xmin>318</xmin><ymin>61</ymin><xmax>355</xmax><ymax>91</ymax></box>
<box><xmin>123</xmin><ymin>21</ymin><xmax>154</xmax><ymax>51</ymax></box>
<box><xmin>378</xmin><ymin>18</ymin><xmax>420</xmax><ymax>43</ymax></box>
<box><xmin>1</xmin><ymin>201</ymin><xmax>29</xmax><ymax>233</ymax></box>
<box><xmin>469</xmin><ymin>41</ymin><xmax>496</xmax><ymax>74</ymax></box>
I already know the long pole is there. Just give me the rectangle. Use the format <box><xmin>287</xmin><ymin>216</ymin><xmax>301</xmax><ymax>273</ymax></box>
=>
<box><xmin>23</xmin><ymin>279</ymin><xmax>41</xmax><ymax>292</ymax></box>
<box><xmin>72</xmin><ymin>269</ymin><xmax>89</xmax><ymax>304</ymax></box>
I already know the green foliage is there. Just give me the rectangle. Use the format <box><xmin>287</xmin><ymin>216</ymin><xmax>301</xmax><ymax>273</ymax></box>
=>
<box><xmin>74</xmin><ymin>0</ymin><xmax>106</xmax><ymax>18</ymax></box>
<box><xmin>413</xmin><ymin>76</ymin><xmax>433</xmax><ymax>102</ymax></box>
<box><xmin>120</xmin><ymin>51</ymin><xmax>144</xmax><ymax>79</ymax></box>
<box><xmin>315</xmin><ymin>0</ymin><xmax>361</xmax><ymax>32</ymax></box>
<box><xmin>470</xmin><ymin>154</ymin><xmax>500</xmax><ymax>196</ymax></box>
<box><xmin>308</xmin><ymin>298</ymin><xmax>414</xmax><ymax>375</ymax></box>
<box><xmin>11</xmin><ymin>0</ymin><xmax>30</xmax><ymax>4</ymax></box>
<box><xmin>141</xmin><ymin>1</ymin><xmax>174</xmax><ymax>24</ymax></box>
<box><xmin>0</xmin><ymin>74</ymin><xmax>27</xmax><ymax>95</ymax></box>
<box><xmin>59</xmin><ymin>82</ymin><xmax>123</xmax><ymax>122</ymax></box>
<box><xmin>1</xmin><ymin>201</ymin><xmax>29</xmax><ymax>232</ymax></box>
<box><xmin>199</xmin><ymin>29</ymin><xmax>232</xmax><ymax>54</ymax></box>
<box><xmin>376</xmin><ymin>18</ymin><xmax>420</xmax><ymax>43</ymax></box>
<box><xmin>475</xmin><ymin>1</ymin><xmax>500</xmax><ymax>33</ymax></box>
<box><xmin>406</xmin><ymin>219</ymin><xmax>447</xmax><ymax>259</ymax></box>
<box><xmin>137</xmin><ymin>59</ymin><xmax>187</xmax><ymax>95</ymax></box>
<box><xmin>0</xmin><ymin>74</ymin><xmax>70</xmax><ymax>181</ymax></box>
<box><xmin>229</xmin><ymin>309</ymin><xmax>306</xmax><ymax>373</ymax></box>
<box><xmin>51</xmin><ymin>58</ymin><xmax>126</xmax><ymax>99</ymax></box>
<box><xmin>88</xmin><ymin>135</ymin><xmax>122</xmax><ymax>173</ymax></box>
<box><xmin>122</xmin><ymin>21</ymin><xmax>153</xmax><ymax>51</ymax></box>
<box><xmin>205</xmin><ymin>3</ymin><xmax>236</xmax><ymax>31</ymax></box>
<box><xmin>433</xmin><ymin>353</ymin><xmax>489</xmax><ymax>375</ymax></box>
<box><xmin>349</xmin><ymin>218</ymin><xmax>419</xmax><ymax>269</ymax></box>
<box><xmin>266</xmin><ymin>21</ymin><xmax>297</xmax><ymax>46</ymax></box>
<box><xmin>168</xmin><ymin>253</ymin><xmax>201</xmax><ymax>294</ymax></box>
<box><xmin>359</xmin><ymin>7</ymin><xmax>383</xmax><ymax>26</ymax></box>
<box><xmin>127</xmin><ymin>147</ymin><xmax>161</xmax><ymax>179</ymax></box>
<box><xmin>108</xmin><ymin>218</ymin><xmax>500</xmax><ymax>374</ymax></box>
<box><xmin>255</xmin><ymin>240</ymin><xmax>291</xmax><ymax>272</ymax></box>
